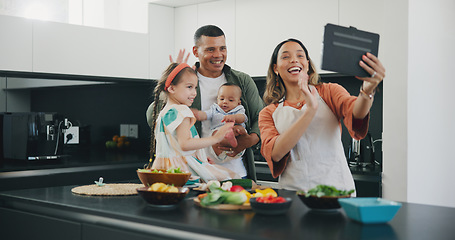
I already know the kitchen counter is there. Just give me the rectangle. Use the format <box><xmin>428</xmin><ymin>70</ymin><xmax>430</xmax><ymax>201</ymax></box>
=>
<box><xmin>1</xmin><ymin>185</ymin><xmax>454</xmax><ymax>240</ymax></box>
<box><xmin>0</xmin><ymin>151</ymin><xmax>148</xmax><ymax>191</ymax></box>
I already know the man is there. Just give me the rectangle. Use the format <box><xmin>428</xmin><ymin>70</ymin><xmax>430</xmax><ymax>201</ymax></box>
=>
<box><xmin>147</xmin><ymin>25</ymin><xmax>263</xmax><ymax>179</ymax></box>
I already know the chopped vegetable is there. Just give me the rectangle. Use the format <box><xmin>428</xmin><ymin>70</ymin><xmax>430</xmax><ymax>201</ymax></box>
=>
<box><xmin>255</xmin><ymin>188</ymin><xmax>278</xmax><ymax>197</ymax></box>
<box><xmin>229</xmin><ymin>185</ymin><xmax>245</xmax><ymax>192</ymax></box>
<box><xmin>221</xmin><ymin>179</ymin><xmax>253</xmax><ymax>189</ymax></box>
<box><xmin>199</xmin><ymin>183</ymin><xmax>248</xmax><ymax>206</ymax></box>
<box><xmin>256</xmin><ymin>195</ymin><xmax>286</xmax><ymax>203</ymax></box>
<box><xmin>298</xmin><ymin>185</ymin><xmax>355</xmax><ymax>197</ymax></box>
<box><xmin>241</xmin><ymin>190</ymin><xmax>253</xmax><ymax>203</ymax></box>
<box><xmin>148</xmin><ymin>182</ymin><xmax>178</xmax><ymax>193</ymax></box>
<box><xmin>137</xmin><ymin>168</ymin><xmax>187</xmax><ymax>174</ymax></box>
<box><xmin>166</xmin><ymin>167</ymin><xmax>183</xmax><ymax>173</ymax></box>
<box><xmin>224</xmin><ymin>192</ymin><xmax>248</xmax><ymax>205</ymax></box>
<box><xmin>221</xmin><ymin>181</ymin><xmax>233</xmax><ymax>191</ymax></box>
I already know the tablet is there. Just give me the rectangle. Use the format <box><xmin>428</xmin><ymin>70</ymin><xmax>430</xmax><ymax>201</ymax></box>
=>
<box><xmin>321</xmin><ymin>23</ymin><xmax>380</xmax><ymax>77</ymax></box>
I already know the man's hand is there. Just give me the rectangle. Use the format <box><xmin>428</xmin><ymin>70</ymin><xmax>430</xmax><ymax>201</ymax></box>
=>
<box><xmin>169</xmin><ymin>49</ymin><xmax>190</xmax><ymax>64</ymax></box>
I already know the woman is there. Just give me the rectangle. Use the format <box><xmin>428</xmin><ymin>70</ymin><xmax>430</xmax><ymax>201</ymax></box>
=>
<box><xmin>258</xmin><ymin>39</ymin><xmax>385</xmax><ymax>193</ymax></box>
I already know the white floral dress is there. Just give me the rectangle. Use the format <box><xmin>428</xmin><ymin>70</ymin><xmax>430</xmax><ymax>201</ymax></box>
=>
<box><xmin>151</xmin><ymin>104</ymin><xmax>240</xmax><ymax>182</ymax></box>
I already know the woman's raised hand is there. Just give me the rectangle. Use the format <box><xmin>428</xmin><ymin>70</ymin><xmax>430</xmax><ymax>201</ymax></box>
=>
<box><xmin>298</xmin><ymin>71</ymin><xmax>318</xmax><ymax>111</ymax></box>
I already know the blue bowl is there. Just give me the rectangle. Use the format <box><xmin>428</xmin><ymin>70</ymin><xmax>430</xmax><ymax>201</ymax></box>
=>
<box><xmin>338</xmin><ymin>197</ymin><xmax>402</xmax><ymax>224</ymax></box>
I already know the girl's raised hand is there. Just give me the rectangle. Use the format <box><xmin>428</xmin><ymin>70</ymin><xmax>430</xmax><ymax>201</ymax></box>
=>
<box><xmin>169</xmin><ymin>49</ymin><xmax>190</xmax><ymax>64</ymax></box>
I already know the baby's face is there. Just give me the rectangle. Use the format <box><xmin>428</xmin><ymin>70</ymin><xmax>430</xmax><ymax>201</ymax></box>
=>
<box><xmin>216</xmin><ymin>85</ymin><xmax>242</xmax><ymax>113</ymax></box>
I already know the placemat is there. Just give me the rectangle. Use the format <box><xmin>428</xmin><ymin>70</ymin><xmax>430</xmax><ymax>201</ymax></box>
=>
<box><xmin>71</xmin><ymin>183</ymin><xmax>144</xmax><ymax>196</ymax></box>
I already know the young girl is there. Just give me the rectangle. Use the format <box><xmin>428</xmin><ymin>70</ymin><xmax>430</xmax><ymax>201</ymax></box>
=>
<box><xmin>259</xmin><ymin>39</ymin><xmax>385</xmax><ymax>193</ymax></box>
<box><xmin>149</xmin><ymin>63</ymin><xmax>240</xmax><ymax>182</ymax></box>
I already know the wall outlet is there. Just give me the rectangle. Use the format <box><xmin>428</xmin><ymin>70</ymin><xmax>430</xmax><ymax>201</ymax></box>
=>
<box><xmin>129</xmin><ymin>124</ymin><xmax>138</xmax><ymax>138</ymax></box>
<box><xmin>120</xmin><ymin>124</ymin><xmax>129</xmax><ymax>137</ymax></box>
<box><xmin>119</xmin><ymin>124</ymin><xmax>138</xmax><ymax>139</ymax></box>
<box><xmin>64</xmin><ymin>126</ymin><xmax>79</xmax><ymax>144</ymax></box>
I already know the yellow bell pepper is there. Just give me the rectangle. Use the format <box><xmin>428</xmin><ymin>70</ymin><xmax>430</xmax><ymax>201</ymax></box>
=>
<box><xmin>241</xmin><ymin>190</ymin><xmax>252</xmax><ymax>203</ymax></box>
<box><xmin>255</xmin><ymin>188</ymin><xmax>277</xmax><ymax>197</ymax></box>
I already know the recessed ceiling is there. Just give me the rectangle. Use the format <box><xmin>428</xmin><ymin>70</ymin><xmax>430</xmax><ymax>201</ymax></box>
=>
<box><xmin>148</xmin><ymin>0</ymin><xmax>219</xmax><ymax>7</ymax></box>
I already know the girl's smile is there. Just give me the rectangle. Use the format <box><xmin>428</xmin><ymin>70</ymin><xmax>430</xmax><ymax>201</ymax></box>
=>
<box><xmin>167</xmin><ymin>71</ymin><xmax>198</xmax><ymax>106</ymax></box>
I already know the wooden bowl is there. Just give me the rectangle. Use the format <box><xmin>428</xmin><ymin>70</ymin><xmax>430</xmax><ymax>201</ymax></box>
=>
<box><xmin>137</xmin><ymin>169</ymin><xmax>191</xmax><ymax>187</ymax></box>
<box><xmin>137</xmin><ymin>187</ymin><xmax>189</xmax><ymax>206</ymax></box>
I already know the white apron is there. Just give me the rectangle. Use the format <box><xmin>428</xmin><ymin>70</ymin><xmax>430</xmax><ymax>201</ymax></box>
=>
<box><xmin>272</xmin><ymin>90</ymin><xmax>356</xmax><ymax>194</ymax></box>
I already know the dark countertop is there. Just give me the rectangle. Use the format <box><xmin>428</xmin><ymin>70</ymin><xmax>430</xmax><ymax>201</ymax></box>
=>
<box><xmin>1</xmin><ymin>185</ymin><xmax>455</xmax><ymax>240</ymax></box>
<box><xmin>0</xmin><ymin>149</ymin><xmax>149</xmax><ymax>172</ymax></box>
<box><xmin>0</xmin><ymin>151</ymin><xmax>148</xmax><ymax>191</ymax></box>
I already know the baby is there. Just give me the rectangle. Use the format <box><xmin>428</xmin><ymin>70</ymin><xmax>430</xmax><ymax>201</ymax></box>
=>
<box><xmin>193</xmin><ymin>83</ymin><xmax>247</xmax><ymax>162</ymax></box>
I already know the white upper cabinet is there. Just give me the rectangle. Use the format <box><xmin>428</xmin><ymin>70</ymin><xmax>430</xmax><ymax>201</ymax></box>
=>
<box><xmin>197</xmin><ymin>0</ymin><xmax>237</xmax><ymax>68</ymax></box>
<box><xmin>339</xmin><ymin>0</ymin><xmax>386</xmax><ymax>56</ymax></box>
<box><xmin>148</xmin><ymin>4</ymin><xmax>175</xmax><ymax>80</ymax></box>
<box><xmin>172</xmin><ymin>0</ymin><xmax>236</xmax><ymax>70</ymax></box>
<box><xmin>235</xmin><ymin>0</ymin><xmax>339</xmax><ymax>76</ymax></box>
<box><xmin>0</xmin><ymin>15</ymin><xmax>33</xmax><ymax>72</ymax></box>
<box><xmin>33</xmin><ymin>21</ymin><xmax>149</xmax><ymax>79</ymax></box>
<box><xmin>174</xmin><ymin>4</ymin><xmax>198</xmax><ymax>66</ymax></box>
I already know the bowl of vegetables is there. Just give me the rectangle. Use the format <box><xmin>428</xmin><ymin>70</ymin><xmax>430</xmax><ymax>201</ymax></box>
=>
<box><xmin>297</xmin><ymin>185</ymin><xmax>354</xmax><ymax>211</ymax></box>
<box><xmin>137</xmin><ymin>167</ymin><xmax>191</xmax><ymax>187</ymax></box>
<box><xmin>137</xmin><ymin>182</ymin><xmax>189</xmax><ymax>206</ymax></box>
<box><xmin>249</xmin><ymin>196</ymin><xmax>293</xmax><ymax>215</ymax></box>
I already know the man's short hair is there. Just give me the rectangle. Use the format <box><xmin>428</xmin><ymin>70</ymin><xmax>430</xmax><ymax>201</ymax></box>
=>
<box><xmin>194</xmin><ymin>25</ymin><xmax>225</xmax><ymax>46</ymax></box>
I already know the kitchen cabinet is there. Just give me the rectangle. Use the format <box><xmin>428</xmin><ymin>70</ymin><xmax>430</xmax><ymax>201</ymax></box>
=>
<box><xmin>148</xmin><ymin>4</ymin><xmax>174</xmax><ymax>79</ymax></box>
<box><xmin>339</xmin><ymin>0</ymin><xmax>386</xmax><ymax>38</ymax></box>
<box><xmin>172</xmin><ymin>0</ymin><xmax>338</xmax><ymax>77</ymax></box>
<box><xmin>339</xmin><ymin>0</ymin><xmax>386</xmax><ymax>57</ymax></box>
<box><xmin>33</xmin><ymin>21</ymin><xmax>149</xmax><ymax>79</ymax></box>
<box><xmin>171</xmin><ymin>0</ymin><xmax>237</xmax><ymax>69</ymax></box>
<box><xmin>235</xmin><ymin>0</ymin><xmax>338</xmax><ymax>76</ymax></box>
<box><xmin>173</xmin><ymin>5</ymin><xmax>198</xmax><ymax>66</ymax></box>
<box><xmin>0</xmin><ymin>16</ymin><xmax>33</xmax><ymax>72</ymax></box>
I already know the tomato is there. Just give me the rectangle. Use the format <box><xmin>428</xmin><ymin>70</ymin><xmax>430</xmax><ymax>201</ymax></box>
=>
<box><xmin>230</xmin><ymin>185</ymin><xmax>245</xmax><ymax>192</ymax></box>
<box><xmin>256</xmin><ymin>195</ymin><xmax>286</xmax><ymax>203</ymax></box>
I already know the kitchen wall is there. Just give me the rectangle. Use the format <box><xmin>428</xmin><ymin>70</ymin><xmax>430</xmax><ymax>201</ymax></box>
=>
<box><xmin>381</xmin><ymin>0</ymin><xmax>455</xmax><ymax>208</ymax></box>
<box><xmin>406</xmin><ymin>0</ymin><xmax>455</xmax><ymax>207</ymax></box>
<box><xmin>28</xmin><ymin>81</ymin><xmax>154</xmax><ymax>153</ymax></box>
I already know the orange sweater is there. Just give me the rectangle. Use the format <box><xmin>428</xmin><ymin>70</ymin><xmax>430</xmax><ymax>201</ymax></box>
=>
<box><xmin>258</xmin><ymin>83</ymin><xmax>369</xmax><ymax>178</ymax></box>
